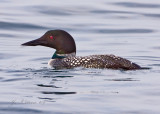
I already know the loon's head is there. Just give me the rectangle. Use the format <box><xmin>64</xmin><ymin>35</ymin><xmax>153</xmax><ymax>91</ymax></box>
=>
<box><xmin>22</xmin><ymin>30</ymin><xmax>76</xmax><ymax>55</ymax></box>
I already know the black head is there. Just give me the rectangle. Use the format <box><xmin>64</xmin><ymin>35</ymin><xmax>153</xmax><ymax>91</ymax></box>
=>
<box><xmin>22</xmin><ymin>30</ymin><xmax>76</xmax><ymax>54</ymax></box>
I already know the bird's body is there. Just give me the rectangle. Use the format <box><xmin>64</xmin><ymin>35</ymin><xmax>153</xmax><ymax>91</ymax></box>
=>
<box><xmin>48</xmin><ymin>54</ymin><xmax>140</xmax><ymax>70</ymax></box>
<box><xmin>22</xmin><ymin>30</ymin><xmax>143</xmax><ymax>70</ymax></box>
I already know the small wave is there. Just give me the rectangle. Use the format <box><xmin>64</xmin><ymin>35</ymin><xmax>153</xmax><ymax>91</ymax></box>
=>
<box><xmin>41</xmin><ymin>91</ymin><xmax>76</xmax><ymax>95</ymax></box>
<box><xmin>114</xmin><ymin>2</ymin><xmax>160</xmax><ymax>8</ymax></box>
<box><xmin>2</xmin><ymin>78</ymin><xmax>30</xmax><ymax>82</ymax></box>
<box><xmin>105</xmin><ymin>78</ymin><xmax>139</xmax><ymax>81</ymax></box>
<box><xmin>143</xmin><ymin>13</ymin><xmax>160</xmax><ymax>18</ymax></box>
<box><xmin>93</xmin><ymin>28</ymin><xmax>153</xmax><ymax>34</ymax></box>
<box><xmin>37</xmin><ymin>84</ymin><xmax>60</xmax><ymax>88</ymax></box>
<box><xmin>0</xmin><ymin>21</ymin><xmax>49</xmax><ymax>30</ymax></box>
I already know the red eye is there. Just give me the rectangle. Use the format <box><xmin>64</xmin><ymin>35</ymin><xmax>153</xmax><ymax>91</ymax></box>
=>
<box><xmin>50</xmin><ymin>36</ymin><xmax>53</xmax><ymax>39</ymax></box>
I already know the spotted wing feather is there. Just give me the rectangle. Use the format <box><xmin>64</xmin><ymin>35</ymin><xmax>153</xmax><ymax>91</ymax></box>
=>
<box><xmin>62</xmin><ymin>54</ymin><xmax>141</xmax><ymax>70</ymax></box>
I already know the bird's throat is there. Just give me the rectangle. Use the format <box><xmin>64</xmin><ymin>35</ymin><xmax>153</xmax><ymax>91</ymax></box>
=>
<box><xmin>51</xmin><ymin>51</ymin><xmax>76</xmax><ymax>59</ymax></box>
<box><xmin>51</xmin><ymin>52</ymin><xmax>65</xmax><ymax>59</ymax></box>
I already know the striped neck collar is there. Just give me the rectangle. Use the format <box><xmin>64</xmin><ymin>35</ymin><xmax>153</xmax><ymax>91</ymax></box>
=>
<box><xmin>52</xmin><ymin>52</ymin><xmax>76</xmax><ymax>59</ymax></box>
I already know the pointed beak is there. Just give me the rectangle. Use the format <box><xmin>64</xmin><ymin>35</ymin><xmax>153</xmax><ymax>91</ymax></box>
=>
<box><xmin>21</xmin><ymin>37</ymin><xmax>47</xmax><ymax>46</ymax></box>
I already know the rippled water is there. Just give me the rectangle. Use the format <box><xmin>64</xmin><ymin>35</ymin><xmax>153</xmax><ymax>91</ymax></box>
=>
<box><xmin>1</xmin><ymin>0</ymin><xmax>160</xmax><ymax>113</ymax></box>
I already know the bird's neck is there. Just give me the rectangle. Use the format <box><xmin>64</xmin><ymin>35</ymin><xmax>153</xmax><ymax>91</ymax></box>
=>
<box><xmin>51</xmin><ymin>51</ymin><xmax>76</xmax><ymax>59</ymax></box>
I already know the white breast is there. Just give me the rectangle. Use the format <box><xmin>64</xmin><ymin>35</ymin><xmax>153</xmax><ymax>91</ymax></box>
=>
<box><xmin>48</xmin><ymin>59</ymin><xmax>55</xmax><ymax>67</ymax></box>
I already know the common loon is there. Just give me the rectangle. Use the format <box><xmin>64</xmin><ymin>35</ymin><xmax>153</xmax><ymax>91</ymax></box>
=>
<box><xmin>22</xmin><ymin>30</ymin><xmax>142</xmax><ymax>70</ymax></box>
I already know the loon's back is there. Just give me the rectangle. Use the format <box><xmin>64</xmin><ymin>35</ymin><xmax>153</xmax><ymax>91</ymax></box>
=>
<box><xmin>48</xmin><ymin>54</ymin><xmax>141</xmax><ymax>70</ymax></box>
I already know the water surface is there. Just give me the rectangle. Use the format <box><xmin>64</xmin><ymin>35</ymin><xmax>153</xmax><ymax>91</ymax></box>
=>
<box><xmin>0</xmin><ymin>0</ymin><xmax>160</xmax><ymax>113</ymax></box>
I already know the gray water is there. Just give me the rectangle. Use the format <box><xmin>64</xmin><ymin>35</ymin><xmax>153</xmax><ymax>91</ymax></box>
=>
<box><xmin>0</xmin><ymin>0</ymin><xmax>160</xmax><ymax>113</ymax></box>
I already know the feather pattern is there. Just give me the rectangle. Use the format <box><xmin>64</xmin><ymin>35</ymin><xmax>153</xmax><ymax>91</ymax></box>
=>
<box><xmin>48</xmin><ymin>54</ymin><xmax>141</xmax><ymax>70</ymax></box>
